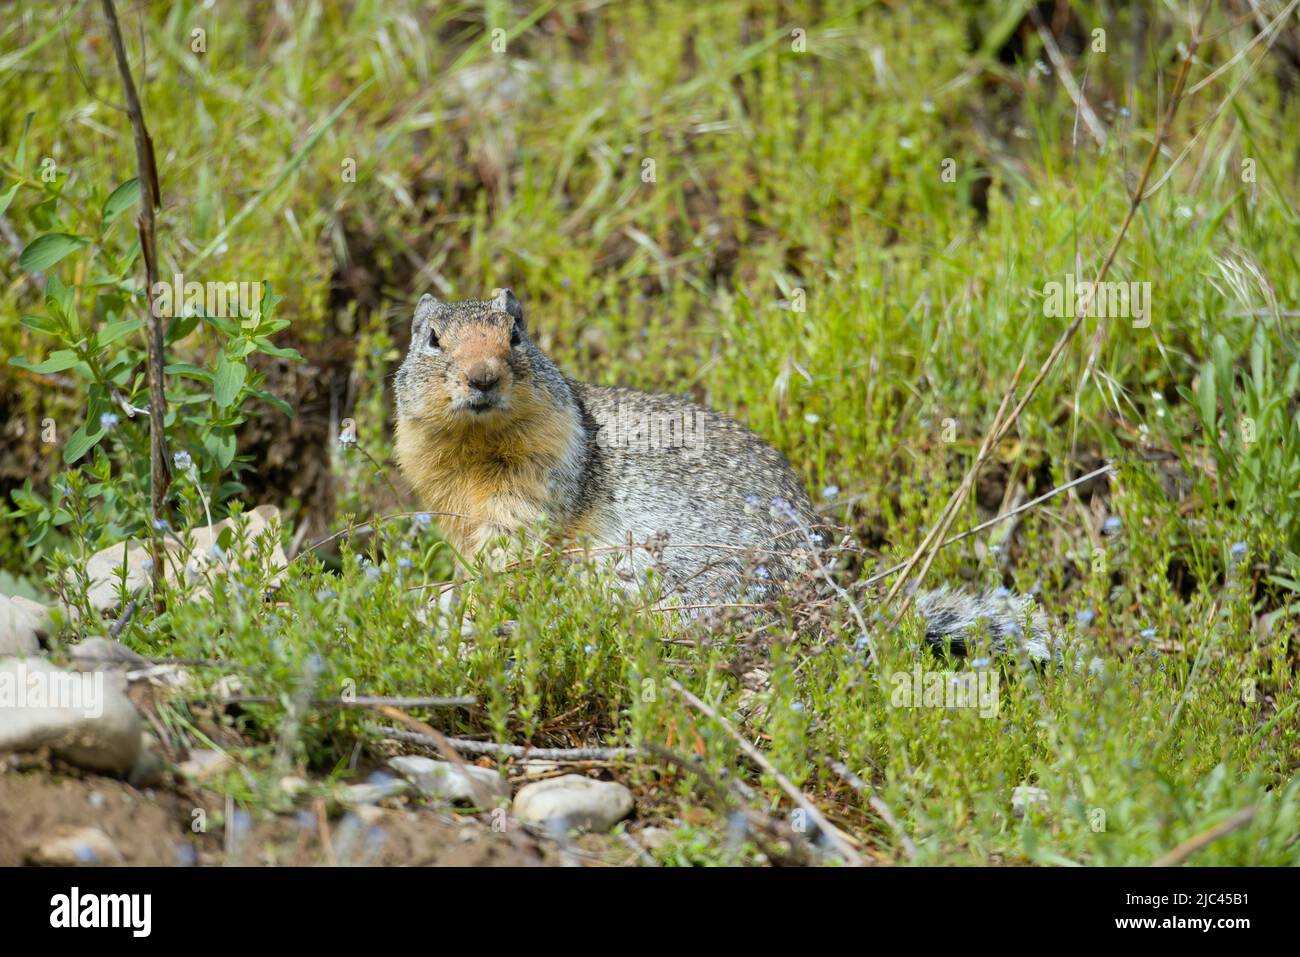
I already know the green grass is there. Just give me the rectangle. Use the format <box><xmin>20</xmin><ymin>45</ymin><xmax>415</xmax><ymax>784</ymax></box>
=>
<box><xmin>2</xmin><ymin>1</ymin><xmax>1299</xmax><ymax>865</ymax></box>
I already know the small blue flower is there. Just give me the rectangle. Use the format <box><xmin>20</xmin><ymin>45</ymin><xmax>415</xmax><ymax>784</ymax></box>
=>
<box><xmin>993</xmin><ymin>586</ymin><xmax>1010</xmax><ymax>598</ymax></box>
<box><xmin>414</xmin><ymin>512</ymin><xmax>432</xmax><ymax>528</ymax></box>
<box><xmin>397</xmin><ymin>557</ymin><xmax>413</xmax><ymax>572</ymax></box>
<box><xmin>1102</xmin><ymin>516</ymin><xmax>1122</xmax><ymax>536</ymax></box>
<box><xmin>1229</xmin><ymin>541</ymin><xmax>1247</xmax><ymax>561</ymax></box>
<box><xmin>230</xmin><ymin>809</ymin><xmax>253</xmax><ymax>838</ymax></box>
<box><xmin>99</xmin><ymin>412</ymin><xmax>120</xmax><ymax>430</ymax></box>
<box><xmin>174</xmin><ymin>842</ymin><xmax>198</xmax><ymax>866</ymax></box>
<box><xmin>769</xmin><ymin>497</ymin><xmax>798</xmax><ymax>523</ymax></box>
<box><xmin>173</xmin><ymin>450</ymin><xmax>193</xmax><ymax>471</ymax></box>
<box><xmin>1140</xmin><ymin>627</ymin><xmax>1156</xmax><ymax>639</ymax></box>
<box><xmin>583</xmin><ymin>644</ymin><xmax>595</xmax><ymax>654</ymax></box>
<box><xmin>821</xmin><ymin>484</ymin><xmax>839</xmax><ymax>500</ymax></box>
<box><xmin>152</xmin><ymin>518</ymin><xmax>170</xmax><ymax>531</ymax></box>
<box><xmin>1075</xmin><ymin>608</ymin><xmax>1095</xmax><ymax>627</ymax></box>
<box><xmin>970</xmin><ymin>657</ymin><xmax>991</xmax><ymax>669</ymax></box>
<box><xmin>790</xmin><ymin>701</ymin><xmax>804</xmax><ymax>713</ymax></box>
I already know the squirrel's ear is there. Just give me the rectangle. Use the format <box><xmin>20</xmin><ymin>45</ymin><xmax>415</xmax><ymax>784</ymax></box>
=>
<box><xmin>413</xmin><ymin>294</ymin><xmax>440</xmax><ymax>332</ymax></box>
<box><xmin>491</xmin><ymin>288</ymin><xmax>524</xmax><ymax>325</ymax></box>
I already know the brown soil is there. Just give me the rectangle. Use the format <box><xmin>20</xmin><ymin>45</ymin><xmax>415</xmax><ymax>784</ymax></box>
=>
<box><xmin>0</xmin><ymin>763</ymin><xmax>617</xmax><ymax>867</ymax></box>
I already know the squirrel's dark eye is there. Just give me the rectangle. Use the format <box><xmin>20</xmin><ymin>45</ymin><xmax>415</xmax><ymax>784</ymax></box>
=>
<box><xmin>510</xmin><ymin>324</ymin><xmax>521</xmax><ymax>347</ymax></box>
<box><xmin>428</xmin><ymin>327</ymin><xmax>440</xmax><ymax>350</ymax></box>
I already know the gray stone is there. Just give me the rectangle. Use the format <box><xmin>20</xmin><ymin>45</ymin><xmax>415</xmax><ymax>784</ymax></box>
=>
<box><xmin>340</xmin><ymin>776</ymin><xmax>409</xmax><ymax>807</ymax></box>
<box><xmin>387</xmin><ymin>755</ymin><xmax>507</xmax><ymax>805</ymax></box>
<box><xmin>0</xmin><ymin>656</ymin><xmax>143</xmax><ymax>775</ymax></box>
<box><xmin>129</xmin><ymin>730</ymin><xmax>166</xmax><ymax>788</ymax></box>
<box><xmin>1012</xmin><ymin>785</ymin><xmax>1050</xmax><ymax>818</ymax></box>
<box><xmin>638</xmin><ymin>826</ymin><xmax>672</xmax><ymax>850</ymax></box>
<box><xmin>178</xmin><ymin>748</ymin><xmax>232</xmax><ymax>782</ymax></box>
<box><xmin>512</xmin><ymin>774</ymin><xmax>634</xmax><ymax>832</ymax></box>
<box><xmin>25</xmin><ymin>826</ymin><xmax>124</xmax><ymax>866</ymax></box>
<box><xmin>83</xmin><ymin>540</ymin><xmax>153</xmax><ymax>613</ymax></box>
<box><xmin>0</xmin><ymin>594</ymin><xmax>50</xmax><ymax>656</ymax></box>
<box><xmin>67</xmin><ymin>637</ymin><xmax>151</xmax><ymax>671</ymax></box>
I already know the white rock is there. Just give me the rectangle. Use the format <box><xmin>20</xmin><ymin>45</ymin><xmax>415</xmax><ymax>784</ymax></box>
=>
<box><xmin>1012</xmin><ymin>785</ymin><xmax>1050</xmax><ymax>818</ymax></box>
<box><xmin>178</xmin><ymin>748</ymin><xmax>232</xmax><ymax>782</ymax></box>
<box><xmin>638</xmin><ymin>826</ymin><xmax>672</xmax><ymax>850</ymax></box>
<box><xmin>214</xmin><ymin>674</ymin><xmax>244</xmax><ymax>699</ymax></box>
<box><xmin>516</xmin><ymin>760</ymin><xmax>564</xmax><ymax>780</ymax></box>
<box><xmin>78</xmin><ymin>505</ymin><xmax>289</xmax><ymax>613</ymax></box>
<box><xmin>25</xmin><ymin>826</ymin><xmax>124</xmax><ymax>866</ymax></box>
<box><xmin>512</xmin><ymin>774</ymin><xmax>634</xmax><ymax>832</ymax></box>
<box><xmin>0</xmin><ymin>656</ymin><xmax>143</xmax><ymax>775</ymax></box>
<box><xmin>83</xmin><ymin>539</ymin><xmax>154</xmax><ymax>613</ymax></box>
<box><xmin>387</xmin><ymin>755</ymin><xmax>507</xmax><ymax>805</ymax></box>
<box><xmin>341</xmin><ymin>777</ymin><xmax>409</xmax><ymax>807</ymax></box>
<box><xmin>0</xmin><ymin>594</ymin><xmax>50</xmax><ymax>656</ymax></box>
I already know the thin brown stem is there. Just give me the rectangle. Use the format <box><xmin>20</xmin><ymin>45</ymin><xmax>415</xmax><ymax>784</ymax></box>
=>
<box><xmin>101</xmin><ymin>0</ymin><xmax>169</xmax><ymax>608</ymax></box>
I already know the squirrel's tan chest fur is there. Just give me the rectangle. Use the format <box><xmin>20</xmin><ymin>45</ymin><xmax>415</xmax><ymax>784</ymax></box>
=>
<box><xmin>394</xmin><ymin>400</ymin><xmax>581</xmax><ymax>557</ymax></box>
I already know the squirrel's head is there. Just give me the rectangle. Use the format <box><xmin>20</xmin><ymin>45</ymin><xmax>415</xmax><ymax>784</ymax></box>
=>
<box><xmin>395</xmin><ymin>288</ymin><xmax>549</xmax><ymax>429</ymax></box>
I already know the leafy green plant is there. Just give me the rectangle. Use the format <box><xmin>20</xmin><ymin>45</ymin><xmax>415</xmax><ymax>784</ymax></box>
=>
<box><xmin>4</xmin><ymin>113</ymin><xmax>302</xmax><ymax>552</ymax></box>
<box><xmin>1181</xmin><ymin>323</ymin><xmax>1300</xmax><ymax>585</ymax></box>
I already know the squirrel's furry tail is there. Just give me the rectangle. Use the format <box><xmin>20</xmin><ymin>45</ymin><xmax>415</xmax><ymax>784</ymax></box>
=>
<box><xmin>913</xmin><ymin>586</ymin><xmax>1056</xmax><ymax>662</ymax></box>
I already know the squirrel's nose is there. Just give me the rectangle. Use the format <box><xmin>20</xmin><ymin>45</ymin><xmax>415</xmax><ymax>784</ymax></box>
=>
<box><xmin>466</xmin><ymin>362</ymin><xmax>501</xmax><ymax>393</ymax></box>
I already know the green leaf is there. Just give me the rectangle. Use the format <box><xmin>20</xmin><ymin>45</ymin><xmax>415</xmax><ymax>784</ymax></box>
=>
<box><xmin>164</xmin><ymin>362</ymin><xmax>213</xmax><ymax>382</ymax></box>
<box><xmin>20</xmin><ymin>233</ymin><xmax>88</xmax><ymax>272</ymax></box>
<box><xmin>102</xmin><ymin>177</ymin><xmax>141</xmax><ymax>225</ymax></box>
<box><xmin>96</xmin><ymin>317</ymin><xmax>142</xmax><ymax>347</ymax></box>
<box><xmin>9</xmin><ymin>349</ymin><xmax>81</xmax><ymax>374</ymax></box>
<box><xmin>0</xmin><ymin>181</ymin><xmax>19</xmax><ymax>219</ymax></box>
<box><xmin>204</xmin><ymin>429</ymin><xmax>237</xmax><ymax>469</ymax></box>
<box><xmin>213</xmin><ymin>355</ymin><xmax>247</xmax><ymax>408</ymax></box>
<box><xmin>63</xmin><ymin>419</ymin><xmax>107</xmax><ymax>464</ymax></box>
<box><xmin>19</xmin><ymin>313</ymin><xmax>61</xmax><ymax>335</ymax></box>
<box><xmin>14</xmin><ymin>112</ymin><xmax>33</xmax><ymax>170</ymax></box>
<box><xmin>253</xmin><ymin>337</ymin><xmax>304</xmax><ymax>361</ymax></box>
<box><xmin>165</xmin><ymin>312</ymin><xmax>201</xmax><ymax>344</ymax></box>
<box><xmin>250</xmin><ymin>388</ymin><xmax>293</xmax><ymax>417</ymax></box>
<box><xmin>1197</xmin><ymin>359</ymin><xmax>1217</xmax><ymax>434</ymax></box>
<box><xmin>202</xmin><ymin>315</ymin><xmax>241</xmax><ymax>337</ymax></box>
